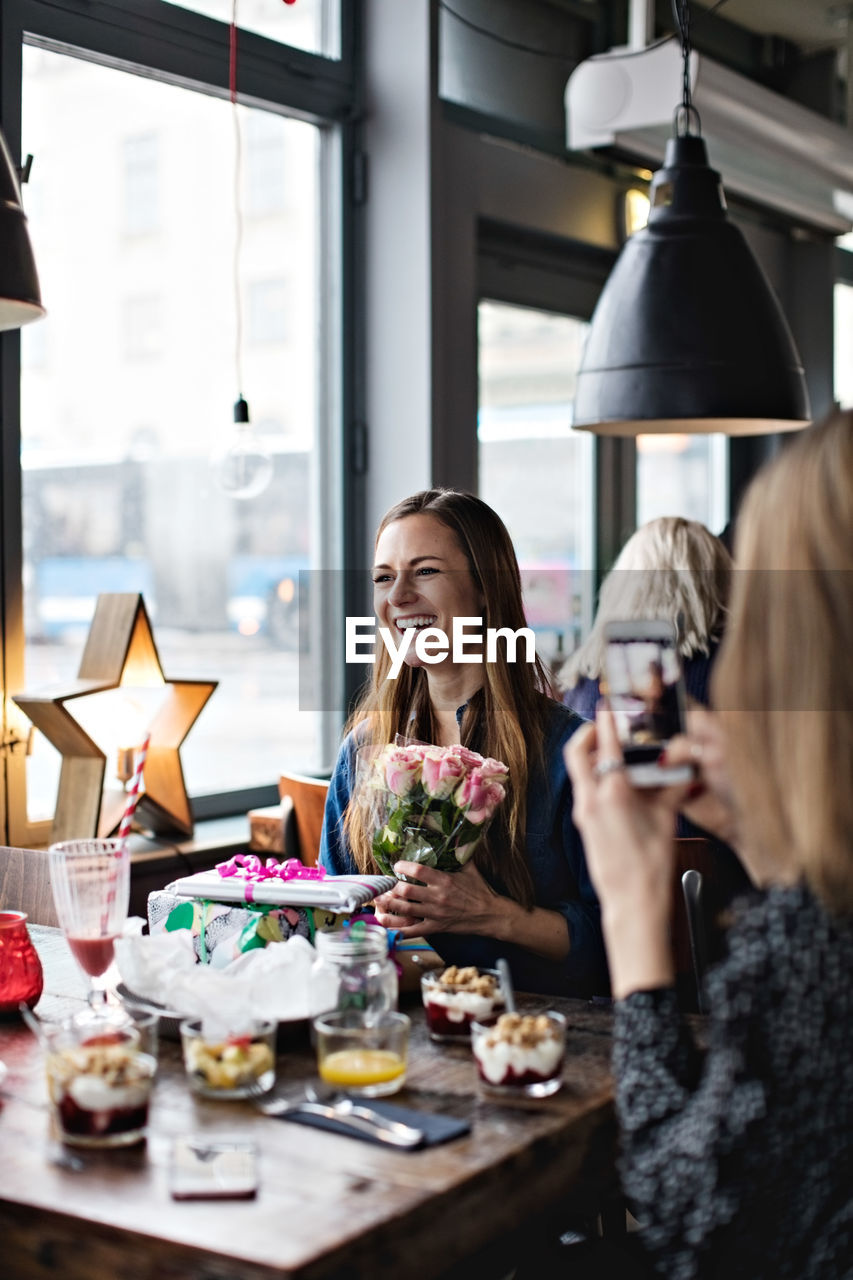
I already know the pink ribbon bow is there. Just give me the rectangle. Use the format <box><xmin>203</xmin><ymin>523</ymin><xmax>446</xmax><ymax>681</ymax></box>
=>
<box><xmin>216</xmin><ymin>854</ymin><xmax>326</xmax><ymax>902</ymax></box>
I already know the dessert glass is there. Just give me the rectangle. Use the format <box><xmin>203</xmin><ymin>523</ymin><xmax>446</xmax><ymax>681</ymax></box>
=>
<box><xmin>420</xmin><ymin>965</ymin><xmax>504</xmax><ymax>1042</ymax></box>
<box><xmin>313</xmin><ymin>1010</ymin><xmax>409</xmax><ymax>1098</ymax></box>
<box><xmin>45</xmin><ymin>1018</ymin><xmax>156</xmax><ymax>1147</ymax></box>
<box><xmin>471</xmin><ymin>1011</ymin><xmax>566</xmax><ymax>1098</ymax></box>
<box><xmin>180</xmin><ymin>1019</ymin><xmax>277</xmax><ymax>1099</ymax></box>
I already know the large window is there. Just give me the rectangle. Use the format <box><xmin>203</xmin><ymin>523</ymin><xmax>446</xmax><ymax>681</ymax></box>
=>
<box><xmin>478</xmin><ymin>300</ymin><xmax>595</xmax><ymax>675</ymax></box>
<box><xmin>2</xmin><ymin>0</ymin><xmax>354</xmax><ymax>843</ymax></box>
<box><xmin>163</xmin><ymin>0</ymin><xmax>339</xmax><ymax>56</ymax></box>
<box><xmin>636</xmin><ymin>433</ymin><xmax>728</xmax><ymax>532</ymax></box>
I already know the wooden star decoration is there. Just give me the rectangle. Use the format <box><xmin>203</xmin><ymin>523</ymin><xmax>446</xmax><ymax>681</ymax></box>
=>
<box><xmin>12</xmin><ymin>593</ymin><xmax>217</xmax><ymax>842</ymax></box>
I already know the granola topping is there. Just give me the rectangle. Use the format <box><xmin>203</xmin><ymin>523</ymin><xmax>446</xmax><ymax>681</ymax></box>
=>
<box><xmin>472</xmin><ymin>1011</ymin><xmax>565</xmax><ymax>1089</ymax></box>
<box><xmin>438</xmin><ymin>966</ymin><xmax>499</xmax><ymax>999</ymax></box>
<box><xmin>47</xmin><ymin>1042</ymin><xmax>154</xmax><ymax>1112</ymax></box>
<box><xmin>483</xmin><ymin>1012</ymin><xmax>558</xmax><ymax>1050</ymax></box>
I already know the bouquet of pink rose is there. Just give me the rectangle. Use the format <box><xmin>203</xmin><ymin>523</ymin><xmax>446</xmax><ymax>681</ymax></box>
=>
<box><xmin>355</xmin><ymin>739</ymin><xmax>509</xmax><ymax>877</ymax></box>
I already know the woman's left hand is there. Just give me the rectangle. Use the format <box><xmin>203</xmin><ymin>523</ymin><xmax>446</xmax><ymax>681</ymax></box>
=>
<box><xmin>566</xmin><ymin>706</ymin><xmax>689</xmax><ymax>913</ymax></box>
<box><xmin>373</xmin><ymin>860</ymin><xmax>499</xmax><ymax>939</ymax></box>
<box><xmin>565</xmin><ymin>705</ymin><xmax>693</xmax><ymax>997</ymax></box>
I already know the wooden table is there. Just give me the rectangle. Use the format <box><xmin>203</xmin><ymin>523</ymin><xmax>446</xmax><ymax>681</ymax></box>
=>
<box><xmin>0</xmin><ymin>928</ymin><xmax>618</xmax><ymax>1280</ymax></box>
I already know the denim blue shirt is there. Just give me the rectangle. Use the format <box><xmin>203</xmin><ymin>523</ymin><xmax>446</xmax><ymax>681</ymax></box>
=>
<box><xmin>319</xmin><ymin>701</ymin><xmax>608</xmax><ymax>997</ymax></box>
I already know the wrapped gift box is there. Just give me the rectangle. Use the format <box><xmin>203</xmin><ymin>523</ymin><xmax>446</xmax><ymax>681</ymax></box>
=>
<box><xmin>166</xmin><ymin>860</ymin><xmax>395</xmax><ymax>912</ymax></box>
<box><xmin>148</xmin><ymin>857</ymin><xmax>401</xmax><ymax>972</ymax></box>
<box><xmin>147</xmin><ymin>891</ymin><xmax>315</xmax><ymax>968</ymax></box>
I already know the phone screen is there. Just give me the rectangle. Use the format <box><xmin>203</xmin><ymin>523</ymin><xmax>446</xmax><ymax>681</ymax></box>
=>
<box><xmin>603</xmin><ymin>628</ymin><xmax>686</xmax><ymax>763</ymax></box>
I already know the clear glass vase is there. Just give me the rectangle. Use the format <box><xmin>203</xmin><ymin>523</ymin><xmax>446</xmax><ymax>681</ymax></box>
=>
<box><xmin>310</xmin><ymin>922</ymin><xmax>398</xmax><ymax>1018</ymax></box>
<box><xmin>0</xmin><ymin>910</ymin><xmax>44</xmax><ymax>1014</ymax></box>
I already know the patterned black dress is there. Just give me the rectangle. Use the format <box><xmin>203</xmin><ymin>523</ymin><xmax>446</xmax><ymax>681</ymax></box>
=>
<box><xmin>614</xmin><ymin>884</ymin><xmax>853</xmax><ymax>1279</ymax></box>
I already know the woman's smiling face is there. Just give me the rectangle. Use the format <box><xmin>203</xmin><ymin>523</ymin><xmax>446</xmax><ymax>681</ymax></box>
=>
<box><xmin>372</xmin><ymin>513</ymin><xmax>484</xmax><ymax>669</ymax></box>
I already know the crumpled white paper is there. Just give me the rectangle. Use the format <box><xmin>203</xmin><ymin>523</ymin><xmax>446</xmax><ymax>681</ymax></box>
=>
<box><xmin>114</xmin><ymin>930</ymin><xmax>338</xmax><ymax>1038</ymax></box>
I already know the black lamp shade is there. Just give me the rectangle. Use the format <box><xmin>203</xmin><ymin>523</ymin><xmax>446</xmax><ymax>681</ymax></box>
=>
<box><xmin>573</xmin><ymin>135</ymin><xmax>810</xmax><ymax>435</ymax></box>
<box><xmin>0</xmin><ymin>129</ymin><xmax>45</xmax><ymax>331</ymax></box>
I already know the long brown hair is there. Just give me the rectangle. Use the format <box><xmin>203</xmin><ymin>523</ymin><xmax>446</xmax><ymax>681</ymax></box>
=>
<box><xmin>712</xmin><ymin>409</ymin><xmax>853</xmax><ymax>912</ymax></box>
<box><xmin>343</xmin><ymin>489</ymin><xmax>554</xmax><ymax>907</ymax></box>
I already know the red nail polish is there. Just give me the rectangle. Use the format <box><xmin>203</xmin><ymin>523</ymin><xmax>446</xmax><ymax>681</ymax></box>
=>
<box><xmin>658</xmin><ymin>749</ymin><xmax>668</xmax><ymax>765</ymax></box>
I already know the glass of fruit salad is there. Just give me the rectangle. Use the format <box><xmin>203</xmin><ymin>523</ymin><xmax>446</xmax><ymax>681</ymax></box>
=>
<box><xmin>180</xmin><ymin>1019</ymin><xmax>277</xmax><ymax>1099</ymax></box>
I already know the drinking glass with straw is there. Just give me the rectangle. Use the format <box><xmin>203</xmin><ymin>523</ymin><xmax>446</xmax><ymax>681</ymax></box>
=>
<box><xmin>48</xmin><ymin>732</ymin><xmax>149</xmax><ymax>1026</ymax></box>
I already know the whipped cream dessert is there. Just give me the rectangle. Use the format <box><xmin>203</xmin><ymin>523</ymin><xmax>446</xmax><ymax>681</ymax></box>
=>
<box><xmin>47</xmin><ymin>1036</ymin><xmax>155</xmax><ymax>1143</ymax></box>
<box><xmin>471</xmin><ymin>1012</ymin><xmax>565</xmax><ymax>1094</ymax></box>
<box><xmin>422</xmin><ymin>966</ymin><xmax>504</xmax><ymax>1041</ymax></box>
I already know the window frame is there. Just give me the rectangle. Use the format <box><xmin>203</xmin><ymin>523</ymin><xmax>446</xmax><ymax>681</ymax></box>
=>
<box><xmin>0</xmin><ymin>0</ymin><xmax>362</xmax><ymax>843</ymax></box>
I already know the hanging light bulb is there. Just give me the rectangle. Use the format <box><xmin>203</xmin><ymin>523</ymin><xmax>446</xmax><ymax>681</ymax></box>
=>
<box><xmin>212</xmin><ymin>1</ymin><xmax>274</xmax><ymax>500</ymax></box>
<box><xmin>214</xmin><ymin>396</ymin><xmax>274</xmax><ymax>500</ymax></box>
<box><xmin>572</xmin><ymin>0</ymin><xmax>810</xmax><ymax>436</ymax></box>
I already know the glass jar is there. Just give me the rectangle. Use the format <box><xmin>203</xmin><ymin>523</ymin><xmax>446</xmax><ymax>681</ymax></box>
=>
<box><xmin>0</xmin><ymin>910</ymin><xmax>44</xmax><ymax>1014</ymax></box>
<box><xmin>310</xmin><ymin>922</ymin><xmax>398</xmax><ymax>1017</ymax></box>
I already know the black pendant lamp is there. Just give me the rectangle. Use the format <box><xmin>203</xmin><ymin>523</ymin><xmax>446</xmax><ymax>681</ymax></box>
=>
<box><xmin>573</xmin><ymin>0</ymin><xmax>810</xmax><ymax>436</ymax></box>
<box><xmin>0</xmin><ymin>129</ymin><xmax>44</xmax><ymax>330</ymax></box>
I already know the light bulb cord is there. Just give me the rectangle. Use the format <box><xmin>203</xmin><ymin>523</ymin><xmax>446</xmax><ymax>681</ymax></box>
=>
<box><xmin>671</xmin><ymin>0</ymin><xmax>702</xmax><ymax>137</ymax></box>
<box><xmin>230</xmin><ymin>2</ymin><xmax>246</xmax><ymax>413</ymax></box>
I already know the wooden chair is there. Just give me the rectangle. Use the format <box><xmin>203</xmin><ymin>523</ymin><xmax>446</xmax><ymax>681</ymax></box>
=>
<box><xmin>0</xmin><ymin>845</ymin><xmax>59</xmax><ymax>927</ymax></box>
<box><xmin>278</xmin><ymin>771</ymin><xmax>330</xmax><ymax>867</ymax></box>
<box><xmin>671</xmin><ymin>837</ymin><xmax>752</xmax><ymax>1012</ymax></box>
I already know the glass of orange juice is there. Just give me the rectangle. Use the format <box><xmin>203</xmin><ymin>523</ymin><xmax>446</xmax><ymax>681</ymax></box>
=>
<box><xmin>313</xmin><ymin>1010</ymin><xmax>410</xmax><ymax>1098</ymax></box>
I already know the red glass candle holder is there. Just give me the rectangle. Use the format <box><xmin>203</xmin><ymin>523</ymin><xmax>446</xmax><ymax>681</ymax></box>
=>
<box><xmin>0</xmin><ymin>910</ymin><xmax>44</xmax><ymax>1014</ymax></box>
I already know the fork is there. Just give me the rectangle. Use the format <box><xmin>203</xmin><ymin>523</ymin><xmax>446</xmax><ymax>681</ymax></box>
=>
<box><xmin>253</xmin><ymin>1092</ymin><xmax>424</xmax><ymax>1148</ymax></box>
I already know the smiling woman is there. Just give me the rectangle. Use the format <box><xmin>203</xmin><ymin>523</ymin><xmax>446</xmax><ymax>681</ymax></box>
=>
<box><xmin>319</xmin><ymin>489</ymin><xmax>609</xmax><ymax>998</ymax></box>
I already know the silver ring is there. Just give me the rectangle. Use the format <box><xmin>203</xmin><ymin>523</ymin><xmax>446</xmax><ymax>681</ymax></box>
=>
<box><xmin>690</xmin><ymin>742</ymin><xmax>704</xmax><ymax>762</ymax></box>
<box><xmin>594</xmin><ymin>757</ymin><xmax>626</xmax><ymax>779</ymax></box>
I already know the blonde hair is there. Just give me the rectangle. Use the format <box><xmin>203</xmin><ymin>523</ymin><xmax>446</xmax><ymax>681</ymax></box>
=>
<box><xmin>713</xmin><ymin>409</ymin><xmax>853</xmax><ymax>912</ymax></box>
<box><xmin>560</xmin><ymin>516</ymin><xmax>732</xmax><ymax>689</ymax></box>
<box><xmin>343</xmin><ymin>489</ymin><xmax>554</xmax><ymax>908</ymax></box>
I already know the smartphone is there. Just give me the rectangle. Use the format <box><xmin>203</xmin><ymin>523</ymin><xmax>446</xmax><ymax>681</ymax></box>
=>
<box><xmin>169</xmin><ymin>1138</ymin><xmax>259</xmax><ymax>1200</ymax></box>
<box><xmin>602</xmin><ymin>620</ymin><xmax>694</xmax><ymax>787</ymax></box>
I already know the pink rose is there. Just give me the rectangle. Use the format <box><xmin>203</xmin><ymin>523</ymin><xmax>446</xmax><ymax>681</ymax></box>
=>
<box><xmin>454</xmin><ymin>767</ymin><xmax>506</xmax><ymax>825</ymax></box>
<box><xmin>477</xmin><ymin>756</ymin><xmax>510</xmax><ymax>787</ymax></box>
<box><xmin>454</xmin><ymin>745</ymin><xmax>486</xmax><ymax>770</ymax></box>
<box><xmin>383</xmin><ymin>745</ymin><xmax>423</xmax><ymax>797</ymax></box>
<box><xmin>421</xmin><ymin>747</ymin><xmax>468</xmax><ymax>799</ymax></box>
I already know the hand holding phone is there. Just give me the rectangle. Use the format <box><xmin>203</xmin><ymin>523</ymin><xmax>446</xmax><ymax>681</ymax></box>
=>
<box><xmin>602</xmin><ymin>620</ymin><xmax>694</xmax><ymax>788</ymax></box>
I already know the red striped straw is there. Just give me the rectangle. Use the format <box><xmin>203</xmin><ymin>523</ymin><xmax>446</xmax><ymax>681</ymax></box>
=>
<box><xmin>117</xmin><ymin>730</ymin><xmax>151</xmax><ymax>844</ymax></box>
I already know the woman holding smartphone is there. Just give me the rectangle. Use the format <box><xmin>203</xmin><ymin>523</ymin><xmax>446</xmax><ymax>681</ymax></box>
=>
<box><xmin>320</xmin><ymin>488</ymin><xmax>608</xmax><ymax>998</ymax></box>
<box><xmin>563</xmin><ymin>408</ymin><xmax>853</xmax><ymax>1278</ymax></box>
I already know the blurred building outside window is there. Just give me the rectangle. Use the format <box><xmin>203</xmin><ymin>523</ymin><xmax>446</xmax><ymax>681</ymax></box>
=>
<box><xmin>477</xmin><ymin>300</ymin><xmax>595</xmax><ymax>681</ymax></box>
<box><xmin>20</xmin><ymin>46</ymin><xmax>323</xmax><ymax>825</ymax></box>
<box><xmin>122</xmin><ymin>133</ymin><xmax>160</xmax><ymax>237</ymax></box>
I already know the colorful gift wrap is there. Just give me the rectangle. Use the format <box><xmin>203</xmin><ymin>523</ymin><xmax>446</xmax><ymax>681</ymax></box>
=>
<box><xmin>147</xmin><ymin>892</ymin><xmax>314</xmax><ymax>968</ymax></box>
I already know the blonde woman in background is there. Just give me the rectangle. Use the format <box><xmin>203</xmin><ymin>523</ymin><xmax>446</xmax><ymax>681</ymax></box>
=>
<box><xmin>560</xmin><ymin>516</ymin><xmax>732</xmax><ymax>719</ymax></box>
